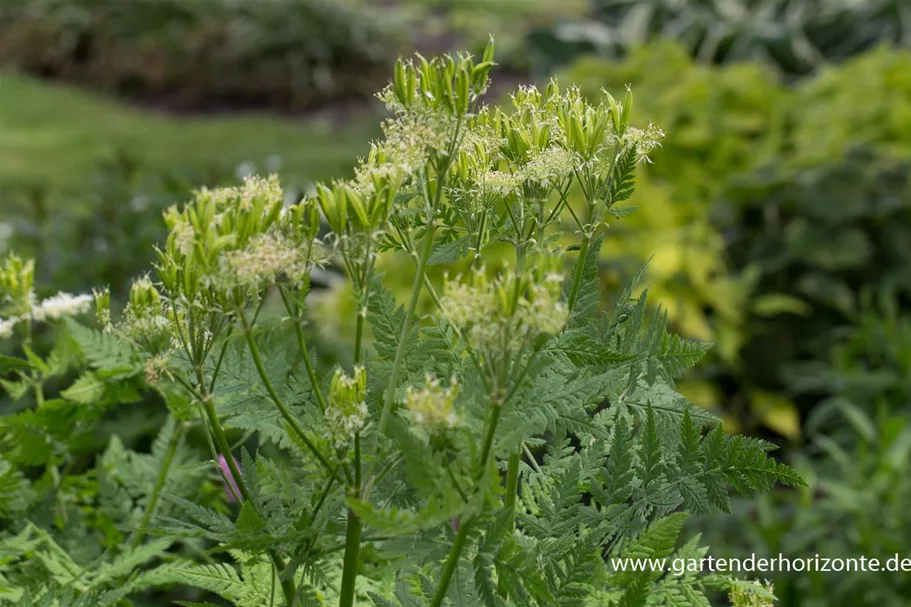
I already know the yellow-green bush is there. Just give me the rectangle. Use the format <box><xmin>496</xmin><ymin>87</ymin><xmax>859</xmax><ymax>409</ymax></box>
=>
<box><xmin>561</xmin><ymin>43</ymin><xmax>911</xmax><ymax>434</ymax></box>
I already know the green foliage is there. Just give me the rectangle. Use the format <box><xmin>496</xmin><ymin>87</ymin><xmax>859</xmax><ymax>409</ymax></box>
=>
<box><xmin>0</xmin><ymin>40</ymin><xmax>799</xmax><ymax>607</ymax></box>
<box><xmin>700</xmin><ymin>298</ymin><xmax>911</xmax><ymax>606</ymax></box>
<box><xmin>720</xmin><ymin>147</ymin><xmax>911</xmax><ymax>423</ymax></box>
<box><xmin>0</xmin><ymin>0</ymin><xmax>402</xmax><ymax>111</ymax></box>
<box><xmin>560</xmin><ymin>43</ymin><xmax>911</xmax><ymax>437</ymax></box>
<box><xmin>526</xmin><ymin>0</ymin><xmax>911</xmax><ymax>75</ymax></box>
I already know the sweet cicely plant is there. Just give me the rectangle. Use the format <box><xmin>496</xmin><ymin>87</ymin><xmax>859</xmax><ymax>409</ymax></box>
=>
<box><xmin>0</xmin><ymin>40</ymin><xmax>801</xmax><ymax>607</ymax></box>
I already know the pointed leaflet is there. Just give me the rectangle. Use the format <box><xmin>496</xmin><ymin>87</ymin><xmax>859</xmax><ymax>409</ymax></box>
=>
<box><xmin>428</xmin><ymin>234</ymin><xmax>472</xmax><ymax>265</ymax></box>
<box><xmin>544</xmin><ymin>331</ymin><xmax>635</xmax><ymax>368</ymax></box>
<box><xmin>607</xmin><ymin>145</ymin><xmax>638</xmax><ymax>207</ymax></box>
<box><xmin>65</xmin><ymin>319</ymin><xmax>141</xmax><ymax>379</ymax></box>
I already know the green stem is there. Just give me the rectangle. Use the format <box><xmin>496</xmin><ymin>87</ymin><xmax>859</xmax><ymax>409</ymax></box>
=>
<box><xmin>479</xmin><ymin>399</ymin><xmax>503</xmax><ymax>468</ymax></box>
<box><xmin>199</xmin><ymin>391</ymin><xmax>298</xmax><ymax>606</ymax></box>
<box><xmin>501</xmin><ymin>242</ymin><xmax>526</xmax><ymax>540</ymax></box>
<box><xmin>353</xmin><ymin>239</ymin><xmax>375</xmax><ymax>367</ymax></box>
<box><xmin>377</xmin><ymin>220</ymin><xmax>437</xmax><ymax>437</ymax></box>
<box><xmin>238</xmin><ymin>307</ymin><xmax>333</xmax><ymax>473</ymax></box>
<box><xmin>279</xmin><ymin>285</ymin><xmax>328</xmax><ymax>413</ymax></box>
<box><xmin>429</xmin><ymin>520</ymin><xmax>472</xmax><ymax>607</ymax></box>
<box><xmin>338</xmin><ymin>509</ymin><xmax>363</xmax><ymax>607</ymax></box>
<box><xmin>353</xmin><ymin>313</ymin><xmax>365</xmax><ymax>366</ymax></box>
<box><xmin>431</xmin><ymin>402</ymin><xmax>504</xmax><ymax>607</ymax></box>
<box><xmin>131</xmin><ymin>420</ymin><xmax>185</xmax><ymax>548</ymax></box>
<box><xmin>503</xmin><ymin>452</ymin><xmax>520</xmax><ymax>521</ymax></box>
<box><xmin>566</xmin><ymin>232</ymin><xmax>592</xmax><ymax>313</ymax></box>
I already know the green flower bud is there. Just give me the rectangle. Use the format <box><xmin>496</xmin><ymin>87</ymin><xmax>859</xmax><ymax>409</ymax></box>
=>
<box><xmin>93</xmin><ymin>287</ymin><xmax>111</xmax><ymax>328</ymax></box>
<box><xmin>326</xmin><ymin>366</ymin><xmax>369</xmax><ymax>445</ymax></box>
<box><xmin>393</xmin><ymin>58</ymin><xmax>408</xmax><ymax>106</ymax></box>
<box><xmin>317</xmin><ymin>183</ymin><xmax>347</xmax><ymax>234</ymax></box>
<box><xmin>0</xmin><ymin>254</ymin><xmax>35</xmax><ymax>318</ymax></box>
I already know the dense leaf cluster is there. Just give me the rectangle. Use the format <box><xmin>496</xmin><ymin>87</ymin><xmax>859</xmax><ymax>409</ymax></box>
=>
<box><xmin>0</xmin><ymin>41</ymin><xmax>801</xmax><ymax>607</ymax></box>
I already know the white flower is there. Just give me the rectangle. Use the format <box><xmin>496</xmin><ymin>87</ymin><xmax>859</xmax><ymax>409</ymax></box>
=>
<box><xmin>521</xmin><ymin>284</ymin><xmax>568</xmax><ymax>335</ymax></box>
<box><xmin>31</xmin><ymin>292</ymin><xmax>93</xmax><ymax>321</ymax></box>
<box><xmin>405</xmin><ymin>374</ymin><xmax>460</xmax><ymax>430</ymax></box>
<box><xmin>0</xmin><ymin>317</ymin><xmax>18</xmax><ymax>339</ymax></box>
<box><xmin>521</xmin><ymin>147</ymin><xmax>577</xmax><ymax>185</ymax></box>
<box><xmin>218</xmin><ymin>232</ymin><xmax>310</xmax><ymax>289</ymax></box>
<box><xmin>325</xmin><ymin>401</ymin><xmax>369</xmax><ymax>446</ymax></box>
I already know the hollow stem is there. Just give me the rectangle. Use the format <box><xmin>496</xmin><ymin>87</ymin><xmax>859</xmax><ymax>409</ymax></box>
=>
<box><xmin>429</xmin><ymin>520</ymin><xmax>472</xmax><ymax>607</ymax></box>
<box><xmin>431</xmin><ymin>401</ymin><xmax>504</xmax><ymax>607</ymax></box>
<box><xmin>199</xmin><ymin>391</ymin><xmax>298</xmax><ymax>606</ymax></box>
<box><xmin>338</xmin><ymin>509</ymin><xmax>363</xmax><ymax>607</ymax></box>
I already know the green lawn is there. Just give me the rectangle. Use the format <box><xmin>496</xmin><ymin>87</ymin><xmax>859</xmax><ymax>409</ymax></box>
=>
<box><xmin>0</xmin><ymin>72</ymin><xmax>379</xmax><ymax>197</ymax></box>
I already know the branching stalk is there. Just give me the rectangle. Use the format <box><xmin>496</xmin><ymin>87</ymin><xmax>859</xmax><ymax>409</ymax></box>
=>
<box><xmin>238</xmin><ymin>306</ymin><xmax>333</xmax><ymax>474</ymax></box>
<box><xmin>197</xmin><ymin>386</ymin><xmax>298</xmax><ymax>606</ymax></box>
<box><xmin>377</xmin><ymin>220</ymin><xmax>436</xmax><ymax>436</ymax></box>
<box><xmin>430</xmin><ymin>401</ymin><xmax>504</xmax><ymax>607</ymax></box>
<box><xmin>338</xmin><ymin>509</ymin><xmax>363</xmax><ymax>607</ymax></box>
<box><xmin>279</xmin><ymin>285</ymin><xmax>328</xmax><ymax>413</ymax></box>
<box><xmin>130</xmin><ymin>420</ymin><xmax>186</xmax><ymax>548</ymax></box>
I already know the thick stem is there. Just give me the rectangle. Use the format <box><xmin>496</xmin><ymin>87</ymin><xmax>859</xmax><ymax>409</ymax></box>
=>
<box><xmin>338</xmin><ymin>509</ymin><xmax>363</xmax><ymax>607</ymax></box>
<box><xmin>131</xmin><ymin>420</ymin><xmax>185</xmax><ymax>548</ymax></box>
<box><xmin>353</xmin><ymin>313</ymin><xmax>365</xmax><ymax>366</ymax></box>
<box><xmin>431</xmin><ymin>402</ymin><xmax>504</xmax><ymax>606</ymax></box>
<box><xmin>566</xmin><ymin>233</ymin><xmax>592</xmax><ymax>313</ymax></box>
<box><xmin>478</xmin><ymin>402</ymin><xmax>503</xmax><ymax>469</ymax></box>
<box><xmin>498</xmin><ymin>449</ymin><xmax>520</xmax><ymax>599</ymax></box>
<box><xmin>503</xmin><ymin>452</ymin><xmax>520</xmax><ymax>521</ymax></box>
<box><xmin>502</xmin><ymin>243</ymin><xmax>526</xmax><ymax>535</ymax></box>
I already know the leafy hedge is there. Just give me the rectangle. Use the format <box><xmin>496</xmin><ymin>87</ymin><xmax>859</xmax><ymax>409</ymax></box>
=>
<box><xmin>563</xmin><ymin>40</ymin><xmax>911</xmax><ymax>607</ymax></box>
<box><xmin>527</xmin><ymin>0</ymin><xmax>911</xmax><ymax>75</ymax></box>
<box><xmin>563</xmin><ymin>43</ymin><xmax>911</xmax><ymax>436</ymax></box>
<box><xmin>0</xmin><ymin>0</ymin><xmax>402</xmax><ymax>110</ymax></box>
<box><xmin>701</xmin><ymin>296</ymin><xmax>911</xmax><ymax>607</ymax></box>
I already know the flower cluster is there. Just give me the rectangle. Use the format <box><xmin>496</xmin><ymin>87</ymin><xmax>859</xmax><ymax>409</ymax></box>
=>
<box><xmin>404</xmin><ymin>374</ymin><xmax>460</xmax><ymax>430</ymax></box>
<box><xmin>0</xmin><ymin>253</ymin><xmax>93</xmax><ymax>338</ymax></box>
<box><xmin>30</xmin><ymin>293</ymin><xmax>94</xmax><ymax>322</ymax></box>
<box><xmin>440</xmin><ymin>253</ymin><xmax>568</xmax><ymax>355</ymax></box>
<box><xmin>0</xmin><ymin>255</ymin><xmax>36</xmax><ymax>321</ymax></box>
<box><xmin>155</xmin><ymin>174</ymin><xmax>320</xmax><ymax>308</ymax></box>
<box><xmin>119</xmin><ymin>278</ymin><xmax>172</xmax><ymax>353</ymax></box>
<box><xmin>218</xmin><ymin>231</ymin><xmax>311</xmax><ymax>290</ymax></box>
<box><xmin>325</xmin><ymin>366</ymin><xmax>369</xmax><ymax>446</ymax></box>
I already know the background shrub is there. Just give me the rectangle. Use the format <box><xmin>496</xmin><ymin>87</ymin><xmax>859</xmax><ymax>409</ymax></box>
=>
<box><xmin>526</xmin><ymin>0</ymin><xmax>911</xmax><ymax>75</ymax></box>
<box><xmin>0</xmin><ymin>0</ymin><xmax>402</xmax><ymax>110</ymax></box>
<box><xmin>562</xmin><ymin>44</ymin><xmax>911</xmax><ymax>438</ymax></box>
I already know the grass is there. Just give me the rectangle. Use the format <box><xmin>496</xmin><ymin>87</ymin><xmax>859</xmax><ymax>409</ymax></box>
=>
<box><xmin>0</xmin><ymin>72</ymin><xmax>379</xmax><ymax>197</ymax></box>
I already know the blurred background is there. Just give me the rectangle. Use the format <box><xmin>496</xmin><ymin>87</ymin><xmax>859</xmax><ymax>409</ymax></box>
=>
<box><xmin>1</xmin><ymin>1</ymin><xmax>910</xmax><ymax>605</ymax></box>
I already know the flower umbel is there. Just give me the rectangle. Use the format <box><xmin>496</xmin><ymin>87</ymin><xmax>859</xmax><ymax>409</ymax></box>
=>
<box><xmin>405</xmin><ymin>374</ymin><xmax>460</xmax><ymax>430</ymax></box>
<box><xmin>31</xmin><ymin>292</ymin><xmax>93</xmax><ymax>322</ymax></box>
